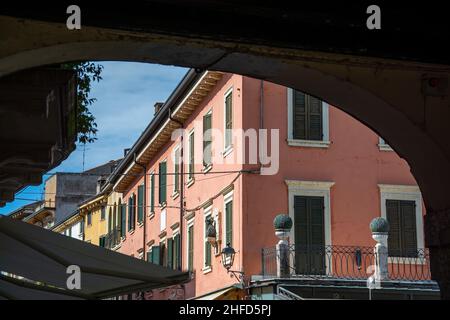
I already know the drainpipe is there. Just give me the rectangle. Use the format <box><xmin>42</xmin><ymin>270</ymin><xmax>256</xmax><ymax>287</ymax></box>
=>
<box><xmin>134</xmin><ymin>153</ymin><xmax>147</xmax><ymax>261</ymax></box>
<box><xmin>259</xmin><ymin>80</ymin><xmax>265</xmax><ymax>171</ymax></box>
<box><xmin>170</xmin><ymin>108</ymin><xmax>184</xmax><ymax>270</ymax></box>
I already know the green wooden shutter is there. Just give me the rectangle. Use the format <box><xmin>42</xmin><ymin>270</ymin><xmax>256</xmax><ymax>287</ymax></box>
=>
<box><xmin>151</xmin><ymin>246</ymin><xmax>160</xmax><ymax>265</ymax></box>
<box><xmin>150</xmin><ymin>174</ymin><xmax>155</xmax><ymax>213</ymax></box>
<box><xmin>307</xmin><ymin>95</ymin><xmax>323</xmax><ymax>141</ymax></box>
<box><xmin>386</xmin><ymin>200</ymin><xmax>402</xmax><ymax>257</ymax></box>
<box><xmin>147</xmin><ymin>250</ymin><xmax>153</xmax><ymax>263</ymax></box>
<box><xmin>174</xmin><ymin>233</ymin><xmax>181</xmax><ymax>270</ymax></box>
<box><xmin>137</xmin><ymin>185</ymin><xmax>144</xmax><ymax>223</ymax></box>
<box><xmin>203</xmin><ymin>113</ymin><xmax>212</xmax><ymax>167</ymax></box>
<box><xmin>188</xmin><ymin>225</ymin><xmax>194</xmax><ymax>271</ymax></box>
<box><xmin>159</xmin><ymin>162</ymin><xmax>167</xmax><ymax>204</ymax></box>
<box><xmin>225</xmin><ymin>201</ymin><xmax>233</xmax><ymax>246</ymax></box>
<box><xmin>120</xmin><ymin>204</ymin><xmax>126</xmax><ymax>237</ymax></box>
<box><xmin>401</xmin><ymin>200</ymin><xmax>418</xmax><ymax>257</ymax></box>
<box><xmin>293</xmin><ymin>90</ymin><xmax>306</xmax><ymax>140</ymax></box>
<box><xmin>205</xmin><ymin>216</ymin><xmax>212</xmax><ymax>267</ymax></box>
<box><xmin>167</xmin><ymin>238</ymin><xmax>174</xmax><ymax>269</ymax></box>
<box><xmin>127</xmin><ymin>197</ymin><xmax>132</xmax><ymax>231</ymax></box>
<box><xmin>160</xmin><ymin>242</ymin><xmax>166</xmax><ymax>266</ymax></box>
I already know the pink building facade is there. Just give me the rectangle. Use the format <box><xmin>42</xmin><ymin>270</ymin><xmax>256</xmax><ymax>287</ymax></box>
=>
<box><xmin>107</xmin><ymin>70</ymin><xmax>432</xmax><ymax>299</ymax></box>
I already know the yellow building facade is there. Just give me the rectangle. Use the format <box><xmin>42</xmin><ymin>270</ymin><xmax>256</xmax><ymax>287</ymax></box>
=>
<box><xmin>79</xmin><ymin>192</ymin><xmax>108</xmax><ymax>246</ymax></box>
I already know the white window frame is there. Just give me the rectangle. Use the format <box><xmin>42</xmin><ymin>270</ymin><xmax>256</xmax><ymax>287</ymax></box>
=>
<box><xmin>223</xmin><ymin>87</ymin><xmax>233</xmax><ymax>156</ymax></box>
<box><xmin>378</xmin><ymin>137</ymin><xmax>393</xmax><ymax>152</ymax></box>
<box><xmin>149</xmin><ymin>170</ymin><xmax>155</xmax><ymax>218</ymax></box>
<box><xmin>173</xmin><ymin>144</ymin><xmax>181</xmax><ymax>197</ymax></box>
<box><xmin>186</xmin><ymin>217</ymin><xmax>195</xmax><ymax>272</ymax></box>
<box><xmin>202</xmin><ymin>205</ymin><xmax>213</xmax><ymax>273</ymax></box>
<box><xmin>285</xmin><ymin>180</ymin><xmax>334</xmax><ymax>273</ymax></box>
<box><xmin>378</xmin><ymin>184</ymin><xmax>425</xmax><ymax>264</ymax></box>
<box><xmin>202</xmin><ymin>108</ymin><xmax>213</xmax><ymax>172</ymax></box>
<box><xmin>223</xmin><ymin>191</ymin><xmax>234</xmax><ymax>249</ymax></box>
<box><xmin>287</xmin><ymin>88</ymin><xmax>330</xmax><ymax>148</ymax></box>
<box><xmin>187</xmin><ymin>129</ymin><xmax>195</xmax><ymax>186</ymax></box>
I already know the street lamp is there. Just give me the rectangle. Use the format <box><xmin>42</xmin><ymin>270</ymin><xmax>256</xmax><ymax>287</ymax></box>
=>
<box><xmin>221</xmin><ymin>243</ymin><xmax>243</xmax><ymax>282</ymax></box>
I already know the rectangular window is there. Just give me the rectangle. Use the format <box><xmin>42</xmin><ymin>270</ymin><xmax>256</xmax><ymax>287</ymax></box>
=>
<box><xmin>224</xmin><ymin>90</ymin><xmax>233</xmax><ymax>149</ymax></box>
<box><xmin>225</xmin><ymin>198</ymin><xmax>233</xmax><ymax>247</ymax></box>
<box><xmin>174</xmin><ymin>147</ymin><xmax>180</xmax><ymax>194</ymax></box>
<box><xmin>151</xmin><ymin>246</ymin><xmax>160</xmax><ymax>265</ymax></box>
<box><xmin>160</xmin><ymin>209</ymin><xmax>166</xmax><ymax>231</ymax></box>
<box><xmin>167</xmin><ymin>238</ymin><xmax>174</xmax><ymax>269</ymax></box>
<box><xmin>120</xmin><ymin>203</ymin><xmax>126</xmax><ymax>237</ymax></box>
<box><xmin>150</xmin><ymin>173</ymin><xmax>155</xmax><ymax>213</ymax></box>
<box><xmin>204</xmin><ymin>214</ymin><xmax>212</xmax><ymax>268</ymax></box>
<box><xmin>127</xmin><ymin>197</ymin><xmax>134</xmax><ymax>231</ymax></box>
<box><xmin>100</xmin><ymin>206</ymin><xmax>106</xmax><ymax>220</ymax></box>
<box><xmin>188</xmin><ymin>224</ymin><xmax>194</xmax><ymax>272</ymax></box>
<box><xmin>203</xmin><ymin>112</ymin><xmax>212</xmax><ymax>168</ymax></box>
<box><xmin>386</xmin><ymin>200</ymin><xmax>418</xmax><ymax>257</ymax></box>
<box><xmin>99</xmin><ymin>235</ymin><xmax>106</xmax><ymax>247</ymax></box>
<box><xmin>87</xmin><ymin>211</ymin><xmax>92</xmax><ymax>225</ymax></box>
<box><xmin>159</xmin><ymin>161</ymin><xmax>167</xmax><ymax>204</ymax></box>
<box><xmin>80</xmin><ymin>217</ymin><xmax>85</xmax><ymax>234</ymax></box>
<box><xmin>292</xmin><ymin>91</ymin><xmax>323</xmax><ymax>141</ymax></box>
<box><xmin>188</xmin><ymin>131</ymin><xmax>195</xmax><ymax>181</ymax></box>
<box><xmin>174</xmin><ymin>233</ymin><xmax>181</xmax><ymax>270</ymax></box>
<box><xmin>137</xmin><ymin>184</ymin><xmax>144</xmax><ymax>224</ymax></box>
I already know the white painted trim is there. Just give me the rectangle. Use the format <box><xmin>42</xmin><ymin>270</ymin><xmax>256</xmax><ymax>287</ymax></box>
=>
<box><xmin>187</xmin><ymin>129</ymin><xmax>195</xmax><ymax>183</ymax></box>
<box><xmin>223</xmin><ymin>190</ymin><xmax>233</xmax><ymax>248</ymax></box>
<box><xmin>172</xmin><ymin>72</ymin><xmax>208</xmax><ymax>115</ymax></box>
<box><xmin>287</xmin><ymin>88</ymin><xmax>330</xmax><ymax>148</ymax></box>
<box><xmin>203</xmin><ymin>206</ymin><xmax>212</xmax><ymax>269</ymax></box>
<box><xmin>285</xmin><ymin>180</ymin><xmax>333</xmax><ymax>246</ymax></box>
<box><xmin>173</xmin><ymin>144</ymin><xmax>180</xmax><ymax>195</ymax></box>
<box><xmin>160</xmin><ymin>208</ymin><xmax>167</xmax><ymax>232</ymax></box>
<box><xmin>285</xmin><ymin>180</ymin><xmax>334</xmax><ymax>274</ymax></box>
<box><xmin>378</xmin><ymin>137</ymin><xmax>393</xmax><ymax>152</ymax></box>
<box><xmin>186</xmin><ymin>218</ymin><xmax>195</xmax><ymax>271</ymax></box>
<box><xmin>223</xmin><ymin>86</ymin><xmax>233</xmax><ymax>151</ymax></box>
<box><xmin>378</xmin><ymin>184</ymin><xmax>425</xmax><ymax>262</ymax></box>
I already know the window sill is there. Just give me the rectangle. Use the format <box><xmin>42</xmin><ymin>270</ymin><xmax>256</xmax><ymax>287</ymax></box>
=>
<box><xmin>186</xmin><ymin>178</ymin><xmax>195</xmax><ymax>188</ymax></box>
<box><xmin>138</xmin><ymin>222</ymin><xmax>143</xmax><ymax>228</ymax></box>
<box><xmin>202</xmin><ymin>266</ymin><xmax>212</xmax><ymax>274</ymax></box>
<box><xmin>148</xmin><ymin>212</ymin><xmax>155</xmax><ymax>220</ymax></box>
<box><xmin>112</xmin><ymin>243</ymin><xmax>122</xmax><ymax>251</ymax></box>
<box><xmin>287</xmin><ymin>139</ymin><xmax>330</xmax><ymax>148</ymax></box>
<box><xmin>378</xmin><ymin>144</ymin><xmax>394</xmax><ymax>152</ymax></box>
<box><xmin>202</xmin><ymin>164</ymin><xmax>213</xmax><ymax>173</ymax></box>
<box><xmin>159</xmin><ymin>202</ymin><xmax>167</xmax><ymax>209</ymax></box>
<box><xmin>172</xmin><ymin>192</ymin><xmax>180</xmax><ymax>200</ymax></box>
<box><xmin>129</xmin><ymin>229</ymin><xmax>135</xmax><ymax>235</ymax></box>
<box><xmin>222</xmin><ymin>146</ymin><xmax>233</xmax><ymax>158</ymax></box>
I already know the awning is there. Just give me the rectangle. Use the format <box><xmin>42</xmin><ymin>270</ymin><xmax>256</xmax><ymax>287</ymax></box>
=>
<box><xmin>0</xmin><ymin>217</ymin><xmax>190</xmax><ymax>300</ymax></box>
<box><xmin>192</xmin><ymin>284</ymin><xmax>245</xmax><ymax>300</ymax></box>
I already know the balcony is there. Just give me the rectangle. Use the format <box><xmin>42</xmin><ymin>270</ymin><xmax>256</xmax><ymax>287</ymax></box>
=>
<box><xmin>105</xmin><ymin>228</ymin><xmax>121</xmax><ymax>249</ymax></box>
<box><xmin>261</xmin><ymin>245</ymin><xmax>433</xmax><ymax>282</ymax></box>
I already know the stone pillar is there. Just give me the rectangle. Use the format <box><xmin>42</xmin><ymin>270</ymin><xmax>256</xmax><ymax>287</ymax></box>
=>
<box><xmin>425</xmin><ymin>209</ymin><xmax>450</xmax><ymax>300</ymax></box>
<box><xmin>273</xmin><ymin>214</ymin><xmax>293</xmax><ymax>279</ymax></box>
<box><xmin>370</xmin><ymin>217</ymin><xmax>390</xmax><ymax>283</ymax></box>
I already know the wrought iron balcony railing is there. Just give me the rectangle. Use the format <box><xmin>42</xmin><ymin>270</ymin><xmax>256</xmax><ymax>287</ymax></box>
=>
<box><xmin>105</xmin><ymin>228</ymin><xmax>121</xmax><ymax>249</ymax></box>
<box><xmin>261</xmin><ymin>245</ymin><xmax>432</xmax><ymax>282</ymax></box>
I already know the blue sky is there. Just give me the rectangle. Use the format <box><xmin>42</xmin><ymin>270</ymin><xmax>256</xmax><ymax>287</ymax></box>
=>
<box><xmin>0</xmin><ymin>62</ymin><xmax>188</xmax><ymax>215</ymax></box>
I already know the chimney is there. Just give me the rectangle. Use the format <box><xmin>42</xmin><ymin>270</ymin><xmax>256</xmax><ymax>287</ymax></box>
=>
<box><xmin>97</xmin><ymin>176</ymin><xmax>106</xmax><ymax>194</ymax></box>
<box><xmin>154</xmin><ymin>102</ymin><xmax>164</xmax><ymax>115</ymax></box>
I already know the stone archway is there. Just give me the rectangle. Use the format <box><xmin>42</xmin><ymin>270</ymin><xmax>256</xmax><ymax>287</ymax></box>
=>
<box><xmin>1</xmin><ymin>15</ymin><xmax>450</xmax><ymax>298</ymax></box>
